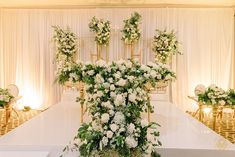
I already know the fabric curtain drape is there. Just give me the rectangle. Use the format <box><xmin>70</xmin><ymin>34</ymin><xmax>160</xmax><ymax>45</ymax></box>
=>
<box><xmin>0</xmin><ymin>8</ymin><xmax>233</xmax><ymax>110</ymax></box>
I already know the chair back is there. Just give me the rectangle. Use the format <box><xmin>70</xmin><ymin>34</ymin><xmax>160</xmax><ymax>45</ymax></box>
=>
<box><xmin>7</xmin><ymin>84</ymin><xmax>19</xmax><ymax>98</ymax></box>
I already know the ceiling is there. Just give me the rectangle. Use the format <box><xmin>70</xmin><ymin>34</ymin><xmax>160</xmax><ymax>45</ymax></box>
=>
<box><xmin>0</xmin><ymin>0</ymin><xmax>234</xmax><ymax>8</ymax></box>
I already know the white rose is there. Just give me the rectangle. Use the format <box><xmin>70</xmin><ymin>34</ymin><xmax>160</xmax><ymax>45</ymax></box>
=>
<box><xmin>106</xmin><ymin>130</ymin><xmax>113</xmax><ymax>138</ymax></box>
<box><xmin>109</xmin><ymin>110</ymin><xmax>115</xmax><ymax>116</ymax></box>
<box><xmin>114</xmin><ymin>94</ymin><xmax>124</xmax><ymax>106</ymax></box>
<box><xmin>97</xmin><ymin>91</ymin><xmax>103</xmax><ymax>97</ymax></box>
<box><xmin>102</xmin><ymin>136</ymin><xmax>109</xmax><ymax>146</ymax></box>
<box><xmin>150</xmin><ymin>70</ymin><xmax>157</xmax><ymax>78</ymax></box>
<box><xmin>95</xmin><ymin>73</ymin><xmax>101</xmax><ymax>83</ymax></box>
<box><xmin>141</xmin><ymin>119</ymin><xmax>148</xmax><ymax>127</ymax></box>
<box><xmin>96</xmin><ymin>60</ymin><xmax>106</xmax><ymax>67</ymax></box>
<box><xmin>103</xmin><ymin>82</ymin><xmax>110</xmax><ymax>89</ymax></box>
<box><xmin>219</xmin><ymin>100</ymin><xmax>226</xmax><ymax>106</ymax></box>
<box><xmin>110</xmin><ymin>124</ymin><xmax>119</xmax><ymax>132</ymax></box>
<box><xmin>194</xmin><ymin>84</ymin><xmax>206</xmax><ymax>96</ymax></box>
<box><xmin>87</xmin><ymin>70</ymin><xmax>95</xmax><ymax>75</ymax></box>
<box><xmin>110</xmin><ymin>84</ymin><xmax>115</xmax><ymax>91</ymax></box>
<box><xmin>108</xmin><ymin>78</ymin><xmax>113</xmax><ymax>83</ymax></box>
<box><xmin>101</xmin><ymin>113</ymin><xmax>110</xmax><ymax>123</ymax></box>
<box><xmin>110</xmin><ymin>92</ymin><xmax>116</xmax><ymax>98</ymax></box>
<box><xmin>129</xmin><ymin>93</ymin><xmax>136</xmax><ymax>103</ymax></box>
<box><xmin>128</xmin><ymin>123</ymin><xmax>135</xmax><ymax>134</ymax></box>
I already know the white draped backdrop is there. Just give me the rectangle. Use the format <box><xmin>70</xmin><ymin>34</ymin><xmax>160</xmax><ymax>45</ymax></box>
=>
<box><xmin>0</xmin><ymin>8</ymin><xmax>234</xmax><ymax>110</ymax></box>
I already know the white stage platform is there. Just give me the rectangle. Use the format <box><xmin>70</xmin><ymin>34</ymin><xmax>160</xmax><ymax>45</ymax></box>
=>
<box><xmin>0</xmin><ymin>90</ymin><xmax>235</xmax><ymax>157</ymax></box>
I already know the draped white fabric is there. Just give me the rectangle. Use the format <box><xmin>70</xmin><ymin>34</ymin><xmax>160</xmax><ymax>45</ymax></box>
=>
<box><xmin>0</xmin><ymin>8</ymin><xmax>234</xmax><ymax>110</ymax></box>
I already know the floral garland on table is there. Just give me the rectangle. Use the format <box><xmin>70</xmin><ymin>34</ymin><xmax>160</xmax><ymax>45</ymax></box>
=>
<box><xmin>121</xmin><ymin>12</ymin><xmax>141</xmax><ymax>45</ymax></box>
<box><xmin>0</xmin><ymin>88</ymin><xmax>14</xmax><ymax>107</ymax></box>
<box><xmin>152</xmin><ymin>29</ymin><xmax>181</xmax><ymax>64</ymax></box>
<box><xmin>52</xmin><ymin>26</ymin><xmax>78</xmax><ymax>82</ymax></box>
<box><xmin>194</xmin><ymin>84</ymin><xmax>227</xmax><ymax>106</ymax></box>
<box><xmin>89</xmin><ymin>17</ymin><xmax>111</xmax><ymax>46</ymax></box>
<box><xmin>59</xmin><ymin>59</ymin><xmax>176</xmax><ymax>157</ymax></box>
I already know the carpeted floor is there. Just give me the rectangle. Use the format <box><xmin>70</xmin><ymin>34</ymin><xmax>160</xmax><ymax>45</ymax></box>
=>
<box><xmin>0</xmin><ymin>109</ymin><xmax>41</xmax><ymax>136</ymax></box>
<box><xmin>187</xmin><ymin>111</ymin><xmax>235</xmax><ymax>144</ymax></box>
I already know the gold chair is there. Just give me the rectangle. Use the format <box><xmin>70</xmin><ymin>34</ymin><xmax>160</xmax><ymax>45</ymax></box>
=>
<box><xmin>4</xmin><ymin>84</ymin><xmax>22</xmax><ymax>125</ymax></box>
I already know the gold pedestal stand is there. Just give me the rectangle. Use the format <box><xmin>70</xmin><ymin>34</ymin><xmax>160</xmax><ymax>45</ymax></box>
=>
<box><xmin>90</xmin><ymin>44</ymin><xmax>109</xmax><ymax>63</ymax></box>
<box><xmin>126</xmin><ymin>44</ymin><xmax>141</xmax><ymax>62</ymax></box>
<box><xmin>79</xmin><ymin>82</ymin><xmax>85</xmax><ymax>123</ymax></box>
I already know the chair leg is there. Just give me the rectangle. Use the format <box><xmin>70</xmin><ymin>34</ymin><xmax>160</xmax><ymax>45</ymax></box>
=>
<box><xmin>12</xmin><ymin>108</ymin><xmax>19</xmax><ymax>118</ymax></box>
<box><xmin>193</xmin><ymin>109</ymin><xmax>199</xmax><ymax>117</ymax></box>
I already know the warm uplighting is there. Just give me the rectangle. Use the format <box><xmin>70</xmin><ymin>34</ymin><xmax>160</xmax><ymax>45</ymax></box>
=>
<box><xmin>18</xmin><ymin>86</ymin><xmax>42</xmax><ymax>109</ymax></box>
<box><xmin>203</xmin><ymin>107</ymin><xmax>212</xmax><ymax>114</ymax></box>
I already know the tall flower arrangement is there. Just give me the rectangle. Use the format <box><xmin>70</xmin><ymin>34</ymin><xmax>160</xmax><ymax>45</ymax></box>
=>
<box><xmin>59</xmin><ymin>59</ymin><xmax>176</xmax><ymax>157</ymax></box>
<box><xmin>152</xmin><ymin>29</ymin><xmax>181</xmax><ymax>64</ymax></box>
<box><xmin>0</xmin><ymin>88</ymin><xmax>14</xmax><ymax>107</ymax></box>
<box><xmin>121</xmin><ymin>12</ymin><xmax>141</xmax><ymax>45</ymax></box>
<box><xmin>89</xmin><ymin>17</ymin><xmax>111</xmax><ymax>46</ymax></box>
<box><xmin>52</xmin><ymin>26</ymin><xmax>78</xmax><ymax>81</ymax></box>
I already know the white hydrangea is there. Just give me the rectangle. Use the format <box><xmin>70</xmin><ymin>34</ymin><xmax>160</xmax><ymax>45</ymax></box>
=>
<box><xmin>113</xmin><ymin>112</ymin><xmax>125</xmax><ymax>124</ymax></box>
<box><xmin>96</xmin><ymin>60</ymin><xmax>106</xmax><ymax>67</ymax></box>
<box><xmin>116</xmin><ymin>78</ymin><xmax>127</xmax><ymax>87</ymax></box>
<box><xmin>114</xmin><ymin>94</ymin><xmax>124</xmax><ymax>106</ymax></box>
<box><xmin>110</xmin><ymin>123</ymin><xmax>119</xmax><ymax>132</ymax></box>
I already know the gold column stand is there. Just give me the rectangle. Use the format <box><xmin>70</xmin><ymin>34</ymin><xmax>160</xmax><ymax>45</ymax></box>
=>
<box><xmin>79</xmin><ymin>82</ymin><xmax>85</xmax><ymax>123</ymax></box>
<box><xmin>90</xmin><ymin>44</ymin><xmax>109</xmax><ymax>63</ymax></box>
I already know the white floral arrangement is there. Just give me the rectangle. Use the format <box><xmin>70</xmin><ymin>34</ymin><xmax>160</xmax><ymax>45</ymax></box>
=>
<box><xmin>52</xmin><ymin>26</ymin><xmax>78</xmax><ymax>82</ymax></box>
<box><xmin>152</xmin><ymin>29</ymin><xmax>181</xmax><ymax>64</ymax></box>
<box><xmin>0</xmin><ymin>88</ymin><xmax>14</xmax><ymax>107</ymax></box>
<box><xmin>121</xmin><ymin>12</ymin><xmax>141</xmax><ymax>45</ymax></box>
<box><xmin>59</xmin><ymin>59</ymin><xmax>176</xmax><ymax>157</ymax></box>
<box><xmin>89</xmin><ymin>17</ymin><xmax>111</xmax><ymax>46</ymax></box>
<box><xmin>194</xmin><ymin>84</ymin><xmax>227</xmax><ymax>106</ymax></box>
